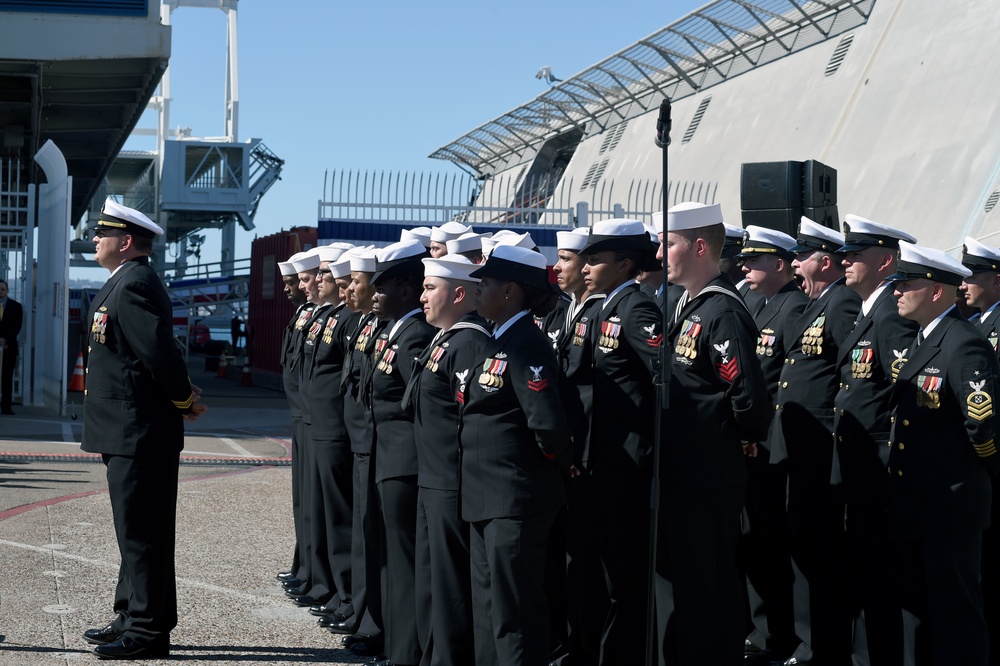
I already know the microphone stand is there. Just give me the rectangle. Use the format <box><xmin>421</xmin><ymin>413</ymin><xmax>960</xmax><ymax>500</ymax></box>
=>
<box><xmin>646</xmin><ymin>98</ymin><xmax>671</xmax><ymax>666</ymax></box>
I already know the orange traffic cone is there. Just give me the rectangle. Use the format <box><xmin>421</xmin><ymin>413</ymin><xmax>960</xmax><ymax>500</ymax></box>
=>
<box><xmin>69</xmin><ymin>352</ymin><xmax>86</xmax><ymax>392</ymax></box>
<box><xmin>216</xmin><ymin>354</ymin><xmax>227</xmax><ymax>378</ymax></box>
<box><xmin>241</xmin><ymin>363</ymin><xmax>253</xmax><ymax>387</ymax></box>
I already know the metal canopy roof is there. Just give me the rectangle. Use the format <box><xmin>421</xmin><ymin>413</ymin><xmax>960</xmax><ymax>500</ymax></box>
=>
<box><xmin>0</xmin><ymin>56</ymin><xmax>166</xmax><ymax>225</ymax></box>
<box><xmin>430</xmin><ymin>0</ymin><xmax>875</xmax><ymax>174</ymax></box>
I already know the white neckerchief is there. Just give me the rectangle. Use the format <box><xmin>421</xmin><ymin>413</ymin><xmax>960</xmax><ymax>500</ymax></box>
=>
<box><xmin>861</xmin><ymin>283</ymin><xmax>890</xmax><ymax>317</ymax></box>
<box><xmin>494</xmin><ymin>310</ymin><xmax>530</xmax><ymax>339</ymax></box>
<box><xmin>388</xmin><ymin>307</ymin><xmax>422</xmax><ymax>341</ymax></box>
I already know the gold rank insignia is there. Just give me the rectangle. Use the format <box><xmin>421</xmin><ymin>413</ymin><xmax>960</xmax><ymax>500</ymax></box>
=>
<box><xmin>572</xmin><ymin>319</ymin><xmax>588</xmax><ymax>347</ymax></box>
<box><xmin>967</xmin><ymin>379</ymin><xmax>994</xmax><ymax>422</ymax></box>
<box><xmin>426</xmin><ymin>344</ymin><xmax>446</xmax><ymax>373</ymax></box>
<box><xmin>294</xmin><ymin>308</ymin><xmax>312</xmax><ymax>331</ymax></box>
<box><xmin>851</xmin><ymin>347</ymin><xmax>875</xmax><ymax>379</ymax></box>
<box><xmin>674</xmin><ymin>319</ymin><xmax>702</xmax><ymax>359</ymax></box>
<box><xmin>915</xmin><ymin>374</ymin><xmax>943</xmax><ymax>409</ymax></box>
<box><xmin>800</xmin><ymin>315</ymin><xmax>825</xmax><ymax>355</ymax></box>
<box><xmin>322</xmin><ymin>317</ymin><xmax>338</xmax><ymax>345</ymax></box>
<box><xmin>91</xmin><ymin>311</ymin><xmax>109</xmax><ymax>344</ymax></box>
<box><xmin>757</xmin><ymin>329</ymin><xmax>776</xmax><ymax>357</ymax></box>
<box><xmin>478</xmin><ymin>357</ymin><xmax>507</xmax><ymax>392</ymax></box>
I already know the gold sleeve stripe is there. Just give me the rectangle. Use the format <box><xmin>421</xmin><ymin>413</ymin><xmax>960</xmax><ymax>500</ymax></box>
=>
<box><xmin>974</xmin><ymin>439</ymin><xmax>997</xmax><ymax>457</ymax></box>
<box><xmin>172</xmin><ymin>394</ymin><xmax>195</xmax><ymax>410</ymax></box>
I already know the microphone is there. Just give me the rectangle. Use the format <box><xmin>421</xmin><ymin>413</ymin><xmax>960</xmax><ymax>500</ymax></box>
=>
<box><xmin>654</xmin><ymin>98</ymin><xmax>672</xmax><ymax>149</ymax></box>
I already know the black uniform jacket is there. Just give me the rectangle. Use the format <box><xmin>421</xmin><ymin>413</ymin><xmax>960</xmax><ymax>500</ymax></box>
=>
<box><xmin>556</xmin><ymin>293</ymin><xmax>604</xmax><ymax>466</ymax></box>
<box><xmin>538</xmin><ymin>295</ymin><xmax>570</xmax><ymax>352</ymax></box>
<box><xmin>367</xmin><ymin>312</ymin><xmax>436</xmax><ymax>483</ymax></box>
<box><xmin>305</xmin><ymin>302</ymin><xmax>359</xmax><ymax>440</ymax></box>
<box><xmin>282</xmin><ymin>302</ymin><xmax>316</xmax><ymax>418</ymax></box>
<box><xmin>770</xmin><ymin>279</ymin><xmax>862</xmax><ymax>463</ymax></box>
<box><xmin>833</xmin><ymin>286</ymin><xmax>918</xmax><ymax>494</ymax></box>
<box><xmin>751</xmin><ymin>280</ymin><xmax>810</xmax><ymax>448</ymax></box>
<box><xmin>888</xmin><ymin>309</ymin><xmax>1000</xmax><ymax>537</ymax></box>
<box><xmin>590</xmin><ymin>283</ymin><xmax>662</xmax><ymax>478</ymax></box>
<box><xmin>459</xmin><ymin>313</ymin><xmax>572</xmax><ymax>523</ymax></box>
<box><xmin>668</xmin><ymin>275</ymin><xmax>772</xmax><ymax>487</ymax></box>
<box><xmin>404</xmin><ymin>312</ymin><xmax>491</xmax><ymax>491</ymax></box>
<box><xmin>342</xmin><ymin>312</ymin><xmax>386</xmax><ymax>455</ymax></box>
<box><xmin>81</xmin><ymin>258</ymin><xmax>194</xmax><ymax>456</ymax></box>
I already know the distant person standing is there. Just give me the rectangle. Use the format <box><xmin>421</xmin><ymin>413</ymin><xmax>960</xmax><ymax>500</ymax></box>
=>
<box><xmin>0</xmin><ymin>278</ymin><xmax>23</xmax><ymax>415</ymax></box>
<box><xmin>80</xmin><ymin>199</ymin><xmax>206</xmax><ymax>659</ymax></box>
<box><xmin>231</xmin><ymin>315</ymin><xmax>243</xmax><ymax>352</ymax></box>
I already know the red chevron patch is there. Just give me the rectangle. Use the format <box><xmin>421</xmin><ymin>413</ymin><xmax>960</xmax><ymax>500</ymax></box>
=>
<box><xmin>718</xmin><ymin>357</ymin><xmax>739</xmax><ymax>382</ymax></box>
<box><xmin>646</xmin><ymin>333</ymin><xmax>663</xmax><ymax>348</ymax></box>
<box><xmin>528</xmin><ymin>379</ymin><xmax>549</xmax><ymax>393</ymax></box>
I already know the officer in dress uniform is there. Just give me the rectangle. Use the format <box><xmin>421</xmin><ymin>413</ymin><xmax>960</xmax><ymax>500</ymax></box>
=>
<box><xmin>658</xmin><ymin>203</ymin><xmax>772</xmax><ymax>666</ymax></box>
<box><xmin>428</xmin><ymin>221</ymin><xmax>472</xmax><ymax>258</ymax></box>
<box><xmin>833</xmin><ymin>216</ymin><xmax>919</xmax><ymax>666</ymax></box>
<box><xmin>327</xmin><ymin>247</ymin><xmax>386</xmax><ymax>656</ymax></box>
<box><xmin>887</xmin><ymin>242</ymin><xmax>1000</xmax><ymax>666</ymax></box>
<box><xmin>735</xmin><ymin>225</ymin><xmax>810</xmax><ymax>665</ymax></box>
<box><xmin>404</xmin><ymin>254</ymin><xmax>490</xmax><ymax>666</ymax></box>
<box><xmin>300</xmin><ymin>243</ymin><xmax>357</xmax><ymax>623</ymax></box>
<box><xmin>546</xmin><ymin>227</ymin><xmax>607</xmax><ymax>666</ymax></box>
<box><xmin>461</xmin><ymin>244</ymin><xmax>577</xmax><ymax>666</ymax></box>
<box><xmin>959</xmin><ymin>236</ymin><xmax>1000</xmax><ymax>663</ymax></box>
<box><xmin>365</xmin><ymin>239</ymin><xmax>436</xmax><ymax>666</ymax></box>
<box><xmin>772</xmin><ymin>216</ymin><xmax>861</xmax><ymax>666</ymax></box>
<box><xmin>80</xmin><ymin>199</ymin><xmax>206</xmax><ymax>659</ymax></box>
<box><xmin>577</xmin><ymin>218</ymin><xmax>662</xmax><ymax>666</ymax></box>
<box><xmin>724</xmin><ymin>222</ymin><xmax>763</xmax><ymax>310</ymax></box>
<box><xmin>276</xmin><ymin>253</ymin><xmax>310</xmax><ymax>589</ymax></box>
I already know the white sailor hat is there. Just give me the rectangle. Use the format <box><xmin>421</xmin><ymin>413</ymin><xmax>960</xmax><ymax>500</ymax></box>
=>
<box><xmin>291</xmin><ymin>247</ymin><xmax>322</xmax><ymax>273</ymax></box>
<box><xmin>580</xmin><ymin>219</ymin><xmax>657</xmax><ymax>270</ymax></box>
<box><xmin>665</xmin><ymin>202</ymin><xmax>724</xmax><ymax>232</ymax></box>
<box><xmin>430</xmin><ymin>221</ymin><xmax>472</xmax><ymax>244</ymax></box>
<box><xmin>371</xmin><ymin>238</ymin><xmax>428</xmax><ymax>285</ymax></box>
<box><xmin>886</xmin><ymin>241</ymin><xmax>972</xmax><ymax>286</ymax></box>
<box><xmin>556</xmin><ymin>227</ymin><xmax>590</xmax><ymax>252</ymax></box>
<box><xmin>400</xmin><ymin>226</ymin><xmax>433</xmax><ymax>248</ymax></box>
<box><xmin>790</xmin><ymin>216</ymin><xmax>846</xmax><ymax>254</ymax></box>
<box><xmin>962</xmin><ymin>237</ymin><xmax>1000</xmax><ymax>273</ymax></box>
<box><xmin>278</xmin><ymin>252</ymin><xmax>303</xmax><ymax>277</ymax></box>
<box><xmin>483</xmin><ymin>230</ymin><xmax>536</xmax><ymax>256</ymax></box>
<box><xmin>317</xmin><ymin>242</ymin><xmax>355</xmax><ymax>264</ymax></box>
<box><xmin>422</xmin><ymin>253</ymin><xmax>481</xmax><ymax>282</ymax></box>
<box><xmin>838</xmin><ymin>214</ymin><xmax>917</xmax><ymax>253</ymax></box>
<box><xmin>651</xmin><ymin>211</ymin><xmax>664</xmax><ymax>234</ymax></box>
<box><xmin>350</xmin><ymin>247</ymin><xmax>378</xmax><ymax>274</ymax></box>
<box><xmin>331</xmin><ymin>246</ymin><xmax>372</xmax><ymax>279</ymax></box>
<box><xmin>91</xmin><ymin>198</ymin><xmax>163</xmax><ymax>238</ymax></box>
<box><xmin>737</xmin><ymin>225</ymin><xmax>797</xmax><ymax>260</ymax></box>
<box><xmin>642</xmin><ymin>223</ymin><xmax>659</xmax><ymax>244</ymax></box>
<box><xmin>470</xmin><ymin>244</ymin><xmax>550</xmax><ymax>290</ymax></box>
<box><xmin>445</xmin><ymin>231</ymin><xmax>485</xmax><ymax>255</ymax></box>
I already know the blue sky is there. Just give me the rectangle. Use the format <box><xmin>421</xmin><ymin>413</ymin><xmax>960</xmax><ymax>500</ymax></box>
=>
<box><xmin>87</xmin><ymin>0</ymin><xmax>706</xmax><ymax>276</ymax></box>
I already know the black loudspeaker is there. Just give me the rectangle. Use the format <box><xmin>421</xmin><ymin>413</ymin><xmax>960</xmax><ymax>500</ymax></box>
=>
<box><xmin>804</xmin><ymin>205</ymin><xmax>840</xmax><ymax>232</ymax></box>
<box><xmin>803</xmin><ymin>160</ymin><xmax>837</xmax><ymax>207</ymax></box>
<box><xmin>740</xmin><ymin>209</ymin><xmax>801</xmax><ymax>238</ymax></box>
<box><xmin>741</xmin><ymin>161</ymin><xmax>804</xmax><ymax>210</ymax></box>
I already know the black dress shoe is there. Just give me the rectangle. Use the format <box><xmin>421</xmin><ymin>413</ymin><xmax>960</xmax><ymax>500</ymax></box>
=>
<box><xmin>282</xmin><ymin>579</ymin><xmax>306</xmax><ymax>591</ymax></box>
<box><xmin>341</xmin><ymin>632</ymin><xmax>372</xmax><ymax>646</ymax></box>
<box><xmin>292</xmin><ymin>594</ymin><xmax>328</xmax><ymax>607</ymax></box>
<box><xmin>309</xmin><ymin>604</ymin><xmax>335</xmax><ymax>616</ymax></box>
<box><xmin>782</xmin><ymin>659</ymin><xmax>808</xmax><ymax>666</ymax></box>
<box><xmin>364</xmin><ymin>655</ymin><xmax>390</xmax><ymax>666</ymax></box>
<box><xmin>83</xmin><ymin>624</ymin><xmax>122</xmax><ymax>646</ymax></box>
<box><xmin>275</xmin><ymin>570</ymin><xmax>298</xmax><ymax>582</ymax></box>
<box><xmin>323</xmin><ymin>616</ymin><xmax>360</xmax><ymax>634</ymax></box>
<box><xmin>349</xmin><ymin>639</ymin><xmax>385</xmax><ymax>657</ymax></box>
<box><xmin>93</xmin><ymin>636</ymin><xmax>169</xmax><ymax>660</ymax></box>
<box><xmin>284</xmin><ymin>585</ymin><xmax>308</xmax><ymax>598</ymax></box>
